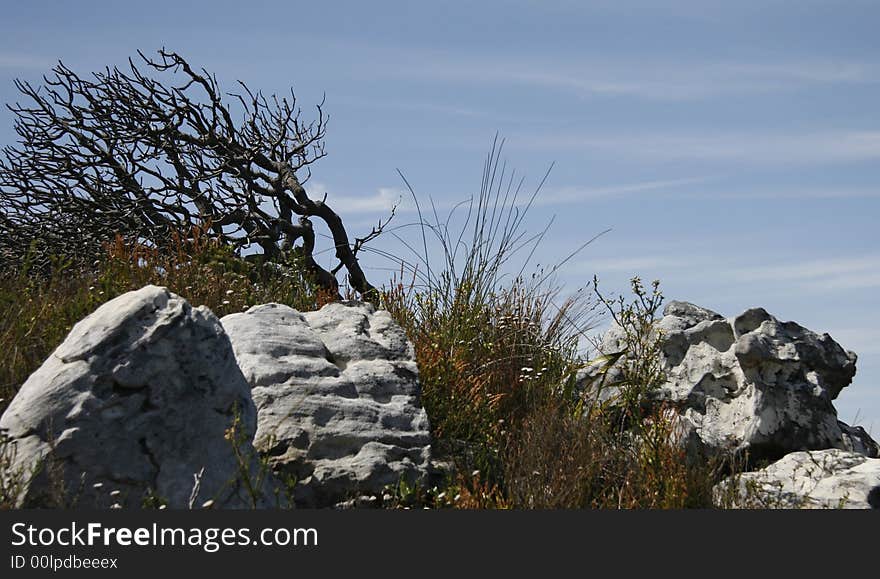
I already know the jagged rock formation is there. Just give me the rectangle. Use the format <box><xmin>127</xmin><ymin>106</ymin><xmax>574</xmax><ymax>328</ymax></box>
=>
<box><xmin>221</xmin><ymin>302</ymin><xmax>432</xmax><ymax>507</ymax></box>
<box><xmin>0</xmin><ymin>286</ymin><xmax>272</xmax><ymax>508</ymax></box>
<box><xmin>715</xmin><ymin>449</ymin><xmax>880</xmax><ymax>509</ymax></box>
<box><xmin>580</xmin><ymin>300</ymin><xmax>878</xmax><ymax>463</ymax></box>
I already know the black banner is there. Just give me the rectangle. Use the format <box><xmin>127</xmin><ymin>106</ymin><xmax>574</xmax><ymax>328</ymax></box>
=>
<box><xmin>0</xmin><ymin>509</ymin><xmax>875</xmax><ymax>575</ymax></box>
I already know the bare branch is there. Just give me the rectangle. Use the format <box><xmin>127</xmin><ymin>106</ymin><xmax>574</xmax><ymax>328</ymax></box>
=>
<box><xmin>0</xmin><ymin>49</ymin><xmax>379</xmax><ymax>300</ymax></box>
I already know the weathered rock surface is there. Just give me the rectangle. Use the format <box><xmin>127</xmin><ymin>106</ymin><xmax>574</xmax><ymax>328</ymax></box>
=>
<box><xmin>221</xmin><ymin>301</ymin><xmax>432</xmax><ymax>507</ymax></box>
<box><xmin>838</xmin><ymin>421</ymin><xmax>880</xmax><ymax>457</ymax></box>
<box><xmin>580</xmin><ymin>300</ymin><xmax>876</xmax><ymax>462</ymax></box>
<box><xmin>0</xmin><ymin>285</ymin><xmax>271</xmax><ymax>508</ymax></box>
<box><xmin>715</xmin><ymin>449</ymin><xmax>880</xmax><ymax>509</ymax></box>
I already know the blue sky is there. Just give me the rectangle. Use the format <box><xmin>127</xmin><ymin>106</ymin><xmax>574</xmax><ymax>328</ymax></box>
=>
<box><xmin>1</xmin><ymin>1</ymin><xmax>878</xmax><ymax>430</ymax></box>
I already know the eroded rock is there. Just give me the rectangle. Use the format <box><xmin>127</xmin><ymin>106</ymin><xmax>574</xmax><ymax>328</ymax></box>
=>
<box><xmin>715</xmin><ymin>449</ymin><xmax>880</xmax><ymax>509</ymax></box>
<box><xmin>221</xmin><ymin>301</ymin><xmax>432</xmax><ymax>507</ymax></box>
<box><xmin>580</xmin><ymin>300</ymin><xmax>875</xmax><ymax>463</ymax></box>
<box><xmin>0</xmin><ymin>285</ymin><xmax>271</xmax><ymax>508</ymax></box>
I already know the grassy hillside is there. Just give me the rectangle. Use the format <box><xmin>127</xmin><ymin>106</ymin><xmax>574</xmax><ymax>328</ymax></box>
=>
<box><xmin>0</xmin><ymin>224</ymin><xmax>737</xmax><ymax>509</ymax></box>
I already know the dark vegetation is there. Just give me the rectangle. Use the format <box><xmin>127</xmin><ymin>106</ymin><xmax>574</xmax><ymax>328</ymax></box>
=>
<box><xmin>0</xmin><ymin>49</ymin><xmax>382</xmax><ymax>299</ymax></box>
<box><xmin>0</xmin><ymin>51</ymin><xmax>738</xmax><ymax>509</ymax></box>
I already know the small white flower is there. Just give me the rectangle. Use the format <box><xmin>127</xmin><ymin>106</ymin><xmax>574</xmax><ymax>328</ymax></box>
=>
<box><xmin>201</xmin><ymin>499</ymin><xmax>215</xmax><ymax>509</ymax></box>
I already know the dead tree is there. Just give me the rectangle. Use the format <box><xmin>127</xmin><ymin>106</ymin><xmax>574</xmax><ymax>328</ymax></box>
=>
<box><xmin>0</xmin><ymin>49</ymin><xmax>382</xmax><ymax>299</ymax></box>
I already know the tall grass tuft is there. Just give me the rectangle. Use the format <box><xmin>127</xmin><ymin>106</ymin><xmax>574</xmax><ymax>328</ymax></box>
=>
<box><xmin>380</xmin><ymin>137</ymin><xmax>600</xmax><ymax>492</ymax></box>
<box><xmin>380</xmin><ymin>139</ymin><xmax>733</xmax><ymax>508</ymax></box>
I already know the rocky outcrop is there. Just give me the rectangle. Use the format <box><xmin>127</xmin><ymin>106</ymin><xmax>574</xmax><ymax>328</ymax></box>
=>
<box><xmin>838</xmin><ymin>422</ymin><xmax>880</xmax><ymax>457</ymax></box>
<box><xmin>581</xmin><ymin>300</ymin><xmax>876</xmax><ymax>463</ymax></box>
<box><xmin>715</xmin><ymin>449</ymin><xmax>880</xmax><ymax>509</ymax></box>
<box><xmin>0</xmin><ymin>286</ymin><xmax>273</xmax><ymax>508</ymax></box>
<box><xmin>221</xmin><ymin>301</ymin><xmax>432</xmax><ymax>507</ymax></box>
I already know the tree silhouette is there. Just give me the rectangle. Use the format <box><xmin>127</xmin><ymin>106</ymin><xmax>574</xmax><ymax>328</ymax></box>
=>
<box><xmin>0</xmin><ymin>49</ymin><xmax>384</xmax><ymax>299</ymax></box>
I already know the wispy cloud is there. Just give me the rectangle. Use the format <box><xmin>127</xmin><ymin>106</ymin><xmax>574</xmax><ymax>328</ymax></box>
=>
<box><xmin>536</xmin><ymin>176</ymin><xmax>712</xmax><ymax>205</ymax></box>
<box><xmin>307</xmin><ymin>184</ymin><xmax>405</xmax><ymax>215</ymax></box>
<box><xmin>519</xmin><ymin>130</ymin><xmax>880</xmax><ymax>165</ymax></box>
<box><xmin>673</xmin><ymin>186</ymin><xmax>880</xmax><ymax>200</ymax></box>
<box><xmin>729</xmin><ymin>255</ymin><xmax>880</xmax><ymax>291</ymax></box>
<box><xmin>319</xmin><ymin>174</ymin><xmax>713</xmax><ymax>221</ymax></box>
<box><xmin>567</xmin><ymin>252</ymin><xmax>880</xmax><ymax>294</ymax></box>
<box><xmin>386</xmin><ymin>55</ymin><xmax>880</xmax><ymax>101</ymax></box>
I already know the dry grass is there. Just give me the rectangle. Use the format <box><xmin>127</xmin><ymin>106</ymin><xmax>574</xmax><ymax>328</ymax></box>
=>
<box><xmin>0</xmin><ymin>141</ymin><xmax>746</xmax><ymax>509</ymax></box>
<box><xmin>377</xmin><ymin>140</ymin><xmax>736</xmax><ymax>508</ymax></box>
<box><xmin>0</xmin><ymin>229</ymin><xmax>323</xmax><ymax>417</ymax></box>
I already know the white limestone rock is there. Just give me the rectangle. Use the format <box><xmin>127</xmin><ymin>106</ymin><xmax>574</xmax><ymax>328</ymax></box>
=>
<box><xmin>579</xmin><ymin>300</ymin><xmax>875</xmax><ymax>462</ymax></box>
<box><xmin>715</xmin><ymin>449</ymin><xmax>880</xmax><ymax>509</ymax></box>
<box><xmin>0</xmin><ymin>285</ymin><xmax>271</xmax><ymax>508</ymax></box>
<box><xmin>221</xmin><ymin>301</ymin><xmax>432</xmax><ymax>507</ymax></box>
